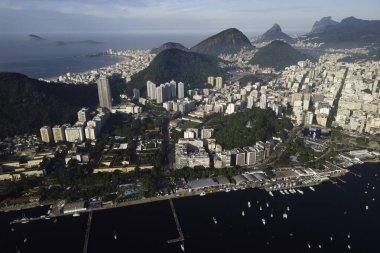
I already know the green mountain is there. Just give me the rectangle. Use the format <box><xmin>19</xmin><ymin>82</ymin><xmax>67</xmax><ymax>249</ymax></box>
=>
<box><xmin>128</xmin><ymin>49</ymin><xmax>222</xmax><ymax>93</ymax></box>
<box><xmin>249</xmin><ymin>40</ymin><xmax>315</xmax><ymax>70</ymax></box>
<box><xmin>150</xmin><ymin>42</ymin><xmax>189</xmax><ymax>54</ymax></box>
<box><xmin>0</xmin><ymin>73</ymin><xmax>98</xmax><ymax>138</ymax></box>
<box><xmin>191</xmin><ymin>28</ymin><xmax>253</xmax><ymax>56</ymax></box>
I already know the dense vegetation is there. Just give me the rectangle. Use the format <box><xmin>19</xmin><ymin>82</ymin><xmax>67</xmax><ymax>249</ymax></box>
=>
<box><xmin>0</xmin><ymin>73</ymin><xmax>98</xmax><ymax>138</ymax></box>
<box><xmin>208</xmin><ymin>108</ymin><xmax>292</xmax><ymax>149</ymax></box>
<box><xmin>190</xmin><ymin>28</ymin><xmax>254</xmax><ymax>56</ymax></box>
<box><xmin>249</xmin><ymin>40</ymin><xmax>315</xmax><ymax>70</ymax></box>
<box><xmin>128</xmin><ymin>49</ymin><xmax>221</xmax><ymax>94</ymax></box>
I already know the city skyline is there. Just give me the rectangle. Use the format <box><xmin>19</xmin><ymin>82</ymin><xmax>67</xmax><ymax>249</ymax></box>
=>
<box><xmin>0</xmin><ymin>0</ymin><xmax>379</xmax><ymax>34</ymax></box>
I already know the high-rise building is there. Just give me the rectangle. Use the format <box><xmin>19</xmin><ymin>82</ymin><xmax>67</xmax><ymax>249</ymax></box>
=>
<box><xmin>85</xmin><ymin>126</ymin><xmax>97</xmax><ymax>140</ymax></box>
<box><xmin>243</xmin><ymin>146</ymin><xmax>256</xmax><ymax>165</ymax></box>
<box><xmin>147</xmin><ymin>81</ymin><xmax>156</xmax><ymax>100</ymax></box>
<box><xmin>52</xmin><ymin>125</ymin><xmax>67</xmax><ymax>143</ymax></box>
<box><xmin>133</xmin><ymin>88</ymin><xmax>140</xmax><ymax>99</ymax></box>
<box><xmin>247</xmin><ymin>95</ymin><xmax>254</xmax><ymax>109</ymax></box>
<box><xmin>156</xmin><ymin>85</ymin><xmax>164</xmax><ymax>104</ymax></box>
<box><xmin>207</xmin><ymin>76</ymin><xmax>215</xmax><ymax>86</ymax></box>
<box><xmin>170</xmin><ymin>81</ymin><xmax>177</xmax><ymax>97</ymax></box>
<box><xmin>65</xmin><ymin>122</ymin><xmax>85</xmax><ymax>143</ymax></box>
<box><xmin>304</xmin><ymin>111</ymin><xmax>314</xmax><ymax>125</ymax></box>
<box><xmin>178</xmin><ymin>82</ymin><xmax>185</xmax><ymax>99</ymax></box>
<box><xmin>215</xmin><ymin>77</ymin><xmax>223</xmax><ymax>89</ymax></box>
<box><xmin>164</xmin><ymin>83</ymin><xmax>172</xmax><ymax>101</ymax></box>
<box><xmin>77</xmin><ymin>107</ymin><xmax>90</xmax><ymax>122</ymax></box>
<box><xmin>260</xmin><ymin>94</ymin><xmax>267</xmax><ymax>109</ymax></box>
<box><xmin>97</xmin><ymin>77</ymin><xmax>112</xmax><ymax>110</ymax></box>
<box><xmin>40</xmin><ymin>126</ymin><xmax>53</xmax><ymax>143</ymax></box>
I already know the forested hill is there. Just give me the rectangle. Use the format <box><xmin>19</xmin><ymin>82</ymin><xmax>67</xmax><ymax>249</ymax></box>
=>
<box><xmin>0</xmin><ymin>72</ymin><xmax>98</xmax><ymax>138</ymax></box>
<box><xmin>128</xmin><ymin>49</ymin><xmax>222</xmax><ymax>94</ymax></box>
<box><xmin>208</xmin><ymin>108</ymin><xmax>292</xmax><ymax>149</ymax></box>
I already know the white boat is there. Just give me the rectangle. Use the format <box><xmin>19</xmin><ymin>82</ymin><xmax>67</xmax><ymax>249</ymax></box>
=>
<box><xmin>259</xmin><ymin>206</ymin><xmax>262</xmax><ymax>211</ymax></box>
<box><xmin>347</xmin><ymin>233</ymin><xmax>350</xmax><ymax>239</ymax></box>
<box><xmin>365</xmin><ymin>205</ymin><xmax>369</xmax><ymax>210</ymax></box>
<box><xmin>284</xmin><ymin>190</ymin><xmax>290</xmax><ymax>194</ymax></box>
<box><xmin>114</xmin><ymin>231</ymin><xmax>117</xmax><ymax>240</ymax></box>
<box><xmin>290</xmin><ymin>189</ymin><xmax>296</xmax><ymax>194</ymax></box>
<box><xmin>309</xmin><ymin>186</ymin><xmax>315</xmax><ymax>192</ymax></box>
<box><xmin>348</xmin><ymin>244</ymin><xmax>351</xmax><ymax>250</ymax></box>
<box><xmin>269</xmin><ymin>191</ymin><xmax>274</xmax><ymax>197</ymax></box>
<box><xmin>247</xmin><ymin>201</ymin><xmax>251</xmax><ymax>208</ymax></box>
<box><xmin>261</xmin><ymin>218</ymin><xmax>266</xmax><ymax>225</ymax></box>
<box><xmin>225</xmin><ymin>188</ymin><xmax>231</xmax><ymax>193</ymax></box>
<box><xmin>365</xmin><ymin>191</ymin><xmax>368</xmax><ymax>194</ymax></box>
<box><xmin>297</xmin><ymin>189</ymin><xmax>304</xmax><ymax>195</ymax></box>
<box><xmin>283</xmin><ymin>213</ymin><xmax>288</xmax><ymax>219</ymax></box>
<box><xmin>373</xmin><ymin>186</ymin><xmax>376</xmax><ymax>190</ymax></box>
<box><xmin>200</xmin><ymin>192</ymin><xmax>206</xmax><ymax>196</ymax></box>
<box><xmin>73</xmin><ymin>212</ymin><xmax>80</xmax><ymax>217</ymax></box>
<box><xmin>242</xmin><ymin>211</ymin><xmax>245</xmax><ymax>217</ymax></box>
<box><xmin>11</xmin><ymin>228</ymin><xmax>15</xmax><ymax>232</ymax></box>
<box><xmin>318</xmin><ymin>244</ymin><xmax>322</xmax><ymax>249</ymax></box>
<box><xmin>24</xmin><ymin>237</ymin><xmax>27</xmax><ymax>243</ymax></box>
<box><xmin>266</xmin><ymin>202</ymin><xmax>269</xmax><ymax>208</ymax></box>
<box><xmin>213</xmin><ymin>217</ymin><xmax>217</xmax><ymax>224</ymax></box>
<box><xmin>270</xmin><ymin>212</ymin><xmax>273</xmax><ymax>218</ymax></box>
<box><xmin>307</xmin><ymin>244</ymin><xmax>311</xmax><ymax>249</ymax></box>
<box><xmin>286</xmin><ymin>206</ymin><xmax>290</xmax><ymax>212</ymax></box>
<box><xmin>330</xmin><ymin>235</ymin><xmax>333</xmax><ymax>241</ymax></box>
<box><xmin>280</xmin><ymin>190</ymin><xmax>285</xmax><ymax>195</ymax></box>
<box><xmin>373</xmin><ymin>198</ymin><xmax>376</xmax><ymax>201</ymax></box>
<box><xmin>47</xmin><ymin>210</ymin><xmax>51</xmax><ymax>215</ymax></box>
<box><xmin>181</xmin><ymin>243</ymin><xmax>185</xmax><ymax>252</ymax></box>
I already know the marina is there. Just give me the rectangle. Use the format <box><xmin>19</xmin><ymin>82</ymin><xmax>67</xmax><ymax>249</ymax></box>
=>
<box><xmin>0</xmin><ymin>163</ymin><xmax>379</xmax><ymax>252</ymax></box>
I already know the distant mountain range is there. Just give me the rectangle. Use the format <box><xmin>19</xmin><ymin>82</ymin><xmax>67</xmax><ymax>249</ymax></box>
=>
<box><xmin>306</xmin><ymin>16</ymin><xmax>380</xmax><ymax>45</ymax></box>
<box><xmin>190</xmin><ymin>28</ymin><xmax>254</xmax><ymax>56</ymax></box>
<box><xmin>0</xmin><ymin>73</ymin><xmax>98</xmax><ymax>138</ymax></box>
<box><xmin>310</xmin><ymin>16</ymin><xmax>339</xmax><ymax>34</ymax></box>
<box><xmin>150</xmin><ymin>42</ymin><xmax>189</xmax><ymax>54</ymax></box>
<box><xmin>252</xmin><ymin>24</ymin><xmax>295</xmax><ymax>44</ymax></box>
<box><xmin>129</xmin><ymin>49</ymin><xmax>221</xmax><ymax>93</ymax></box>
<box><xmin>249</xmin><ymin>40</ymin><xmax>315</xmax><ymax>70</ymax></box>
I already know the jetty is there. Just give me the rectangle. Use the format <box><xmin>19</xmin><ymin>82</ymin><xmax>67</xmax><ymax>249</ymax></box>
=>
<box><xmin>167</xmin><ymin>199</ymin><xmax>184</xmax><ymax>244</ymax></box>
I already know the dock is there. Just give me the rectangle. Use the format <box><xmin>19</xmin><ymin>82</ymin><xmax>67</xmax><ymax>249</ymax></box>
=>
<box><xmin>83</xmin><ymin>211</ymin><xmax>93</xmax><ymax>253</ymax></box>
<box><xmin>167</xmin><ymin>199</ymin><xmax>184</xmax><ymax>244</ymax></box>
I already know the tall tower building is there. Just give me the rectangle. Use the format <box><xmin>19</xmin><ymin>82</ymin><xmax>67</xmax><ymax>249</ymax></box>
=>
<box><xmin>156</xmin><ymin>85</ymin><xmax>164</xmax><ymax>104</ymax></box>
<box><xmin>170</xmin><ymin>80</ymin><xmax>177</xmax><ymax>97</ymax></box>
<box><xmin>215</xmin><ymin>77</ymin><xmax>223</xmax><ymax>89</ymax></box>
<box><xmin>52</xmin><ymin>125</ymin><xmax>67</xmax><ymax>143</ymax></box>
<box><xmin>40</xmin><ymin>126</ymin><xmax>53</xmax><ymax>143</ymax></box>
<box><xmin>147</xmin><ymin>81</ymin><xmax>157</xmax><ymax>100</ymax></box>
<box><xmin>207</xmin><ymin>76</ymin><xmax>215</xmax><ymax>86</ymax></box>
<box><xmin>178</xmin><ymin>82</ymin><xmax>185</xmax><ymax>99</ymax></box>
<box><xmin>77</xmin><ymin>107</ymin><xmax>90</xmax><ymax>122</ymax></box>
<box><xmin>97</xmin><ymin>77</ymin><xmax>112</xmax><ymax>110</ymax></box>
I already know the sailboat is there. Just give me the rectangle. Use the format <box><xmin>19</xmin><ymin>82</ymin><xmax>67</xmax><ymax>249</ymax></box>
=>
<box><xmin>330</xmin><ymin>235</ymin><xmax>333</xmax><ymax>241</ymax></box>
<box><xmin>269</xmin><ymin>191</ymin><xmax>274</xmax><ymax>197</ymax></box>
<box><xmin>259</xmin><ymin>206</ymin><xmax>262</xmax><ymax>211</ymax></box>
<box><xmin>365</xmin><ymin>205</ymin><xmax>369</xmax><ymax>210</ymax></box>
<box><xmin>242</xmin><ymin>211</ymin><xmax>245</xmax><ymax>217</ymax></box>
<box><xmin>347</xmin><ymin>233</ymin><xmax>351</xmax><ymax>239</ymax></box>
<box><xmin>181</xmin><ymin>243</ymin><xmax>185</xmax><ymax>252</ymax></box>
<box><xmin>261</xmin><ymin>218</ymin><xmax>266</xmax><ymax>225</ymax></box>
<box><xmin>213</xmin><ymin>217</ymin><xmax>217</xmax><ymax>224</ymax></box>
<box><xmin>286</xmin><ymin>206</ymin><xmax>290</xmax><ymax>212</ymax></box>
<box><xmin>247</xmin><ymin>201</ymin><xmax>251</xmax><ymax>208</ymax></box>
<box><xmin>307</xmin><ymin>244</ymin><xmax>311</xmax><ymax>249</ymax></box>
<box><xmin>270</xmin><ymin>211</ymin><xmax>274</xmax><ymax>218</ymax></box>
<box><xmin>24</xmin><ymin>237</ymin><xmax>27</xmax><ymax>243</ymax></box>
<box><xmin>348</xmin><ymin>244</ymin><xmax>351</xmax><ymax>250</ymax></box>
<box><xmin>114</xmin><ymin>231</ymin><xmax>117</xmax><ymax>240</ymax></box>
<box><xmin>266</xmin><ymin>202</ymin><xmax>269</xmax><ymax>208</ymax></box>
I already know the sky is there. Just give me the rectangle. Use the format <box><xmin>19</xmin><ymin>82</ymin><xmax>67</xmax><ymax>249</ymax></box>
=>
<box><xmin>0</xmin><ymin>0</ymin><xmax>379</xmax><ymax>34</ymax></box>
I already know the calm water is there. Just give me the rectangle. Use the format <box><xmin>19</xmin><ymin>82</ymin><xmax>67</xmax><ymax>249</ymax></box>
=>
<box><xmin>0</xmin><ymin>163</ymin><xmax>379</xmax><ymax>253</ymax></box>
<box><xmin>0</xmin><ymin>33</ymin><xmax>209</xmax><ymax>78</ymax></box>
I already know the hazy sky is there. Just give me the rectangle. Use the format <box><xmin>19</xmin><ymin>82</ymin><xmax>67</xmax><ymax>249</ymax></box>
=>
<box><xmin>1</xmin><ymin>0</ymin><xmax>379</xmax><ymax>34</ymax></box>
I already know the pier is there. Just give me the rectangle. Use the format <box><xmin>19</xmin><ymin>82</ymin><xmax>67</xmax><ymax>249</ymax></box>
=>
<box><xmin>167</xmin><ymin>199</ymin><xmax>184</xmax><ymax>244</ymax></box>
<box><xmin>83</xmin><ymin>211</ymin><xmax>93</xmax><ymax>253</ymax></box>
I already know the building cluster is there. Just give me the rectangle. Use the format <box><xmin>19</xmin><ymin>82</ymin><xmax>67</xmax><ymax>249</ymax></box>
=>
<box><xmin>44</xmin><ymin>49</ymin><xmax>154</xmax><ymax>85</ymax></box>
<box><xmin>175</xmin><ymin>127</ymin><xmax>275</xmax><ymax>169</ymax></box>
<box><xmin>146</xmin><ymin>80</ymin><xmax>196</xmax><ymax>114</ymax></box>
<box><xmin>333</xmin><ymin>61</ymin><xmax>380</xmax><ymax>134</ymax></box>
<box><xmin>40</xmin><ymin>107</ymin><xmax>110</xmax><ymax>143</ymax></box>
